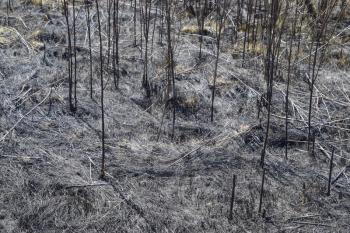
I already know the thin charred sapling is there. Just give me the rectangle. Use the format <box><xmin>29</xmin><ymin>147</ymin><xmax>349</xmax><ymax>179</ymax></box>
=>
<box><xmin>285</xmin><ymin>1</ymin><xmax>299</xmax><ymax>160</ymax></box>
<box><xmin>260</xmin><ymin>0</ymin><xmax>267</xmax><ymax>42</ymax></box>
<box><xmin>85</xmin><ymin>0</ymin><xmax>93</xmax><ymax>98</ymax></box>
<box><xmin>165</xmin><ymin>0</ymin><xmax>176</xmax><ymax>139</ymax></box>
<box><xmin>7</xmin><ymin>0</ymin><xmax>12</xmax><ymax>26</ymax></box>
<box><xmin>251</xmin><ymin>0</ymin><xmax>259</xmax><ymax>51</ymax></box>
<box><xmin>8</xmin><ymin>0</ymin><xmax>12</xmax><ymax>11</ymax></box>
<box><xmin>307</xmin><ymin>0</ymin><xmax>337</xmax><ymax>152</ymax></box>
<box><xmin>107</xmin><ymin>0</ymin><xmax>112</xmax><ymax>67</ymax></box>
<box><xmin>246</xmin><ymin>0</ymin><xmax>254</xmax><ymax>54</ymax></box>
<box><xmin>159</xmin><ymin>0</ymin><xmax>165</xmax><ymax>45</ymax></box>
<box><xmin>195</xmin><ymin>0</ymin><xmax>207</xmax><ymax>60</ymax></box>
<box><xmin>210</xmin><ymin>0</ymin><xmax>229</xmax><ymax>122</ymax></box>
<box><xmin>242</xmin><ymin>0</ymin><xmax>248</xmax><ymax>64</ymax></box>
<box><xmin>139</xmin><ymin>1</ymin><xmax>144</xmax><ymax>56</ymax></box>
<box><xmin>151</xmin><ymin>0</ymin><xmax>159</xmax><ymax>54</ymax></box>
<box><xmin>95</xmin><ymin>0</ymin><xmax>106</xmax><ymax>179</ymax></box>
<box><xmin>141</xmin><ymin>0</ymin><xmax>152</xmax><ymax>96</ymax></box>
<box><xmin>295</xmin><ymin>1</ymin><xmax>306</xmax><ymax>59</ymax></box>
<box><xmin>236</xmin><ymin>0</ymin><xmax>242</xmax><ymax>36</ymax></box>
<box><xmin>273</xmin><ymin>2</ymin><xmax>288</xmax><ymax>77</ymax></box>
<box><xmin>327</xmin><ymin>147</ymin><xmax>335</xmax><ymax>196</ymax></box>
<box><xmin>258</xmin><ymin>168</ymin><xmax>266</xmax><ymax>213</ymax></box>
<box><xmin>63</xmin><ymin>0</ymin><xmax>76</xmax><ymax>112</ymax></box>
<box><xmin>304</xmin><ymin>0</ymin><xmax>317</xmax><ymax>20</ymax></box>
<box><xmin>228</xmin><ymin>174</ymin><xmax>237</xmax><ymax>220</ymax></box>
<box><xmin>260</xmin><ymin>0</ymin><xmax>284</xmax><ymax>167</ymax></box>
<box><xmin>73</xmin><ymin>0</ymin><xmax>78</xmax><ymax>109</ymax></box>
<box><xmin>133</xmin><ymin>0</ymin><xmax>137</xmax><ymax>46</ymax></box>
<box><xmin>256</xmin><ymin>0</ymin><xmax>263</xmax><ymax>44</ymax></box>
<box><xmin>113</xmin><ymin>0</ymin><xmax>120</xmax><ymax>89</ymax></box>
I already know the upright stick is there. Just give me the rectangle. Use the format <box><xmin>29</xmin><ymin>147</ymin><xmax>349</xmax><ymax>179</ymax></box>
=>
<box><xmin>95</xmin><ymin>0</ymin><xmax>106</xmax><ymax>179</ymax></box>
<box><xmin>229</xmin><ymin>174</ymin><xmax>237</xmax><ymax>220</ymax></box>
<box><xmin>327</xmin><ymin>147</ymin><xmax>335</xmax><ymax>196</ymax></box>
<box><xmin>258</xmin><ymin>168</ymin><xmax>265</xmax><ymax>213</ymax></box>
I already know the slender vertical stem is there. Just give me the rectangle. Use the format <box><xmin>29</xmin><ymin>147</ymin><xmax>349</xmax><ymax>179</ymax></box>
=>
<box><xmin>229</xmin><ymin>174</ymin><xmax>236</xmax><ymax>220</ymax></box>
<box><xmin>165</xmin><ymin>0</ymin><xmax>176</xmax><ymax>139</ymax></box>
<box><xmin>211</xmin><ymin>0</ymin><xmax>228</xmax><ymax>122</ymax></box>
<box><xmin>211</xmin><ymin>33</ymin><xmax>221</xmax><ymax>122</ymax></box>
<box><xmin>242</xmin><ymin>0</ymin><xmax>248</xmax><ymax>65</ymax></box>
<box><xmin>63</xmin><ymin>0</ymin><xmax>74</xmax><ymax>112</ymax></box>
<box><xmin>107</xmin><ymin>0</ymin><xmax>112</xmax><ymax>67</ymax></box>
<box><xmin>258</xmin><ymin>168</ymin><xmax>266</xmax><ymax>213</ymax></box>
<box><xmin>246</xmin><ymin>0</ymin><xmax>253</xmax><ymax>53</ymax></box>
<box><xmin>113</xmin><ymin>0</ymin><xmax>120</xmax><ymax>89</ymax></box>
<box><xmin>95</xmin><ymin>0</ymin><xmax>106</xmax><ymax>179</ymax></box>
<box><xmin>252</xmin><ymin>0</ymin><xmax>258</xmax><ymax>52</ymax></box>
<box><xmin>139</xmin><ymin>2</ymin><xmax>144</xmax><ymax>57</ymax></box>
<box><xmin>237</xmin><ymin>0</ymin><xmax>241</xmax><ymax>37</ymax></box>
<box><xmin>327</xmin><ymin>147</ymin><xmax>335</xmax><ymax>196</ymax></box>
<box><xmin>6</xmin><ymin>0</ymin><xmax>11</xmax><ymax>26</ymax></box>
<box><xmin>141</xmin><ymin>0</ymin><xmax>152</xmax><ymax>96</ymax></box>
<box><xmin>260</xmin><ymin>0</ymin><xmax>283</xmax><ymax>167</ymax></box>
<box><xmin>159</xmin><ymin>0</ymin><xmax>164</xmax><ymax>45</ymax></box>
<box><xmin>307</xmin><ymin>40</ymin><xmax>319</xmax><ymax>152</ymax></box>
<box><xmin>151</xmin><ymin>1</ymin><xmax>158</xmax><ymax>55</ymax></box>
<box><xmin>73</xmin><ymin>0</ymin><xmax>77</xmax><ymax>110</ymax></box>
<box><xmin>85</xmin><ymin>0</ymin><xmax>93</xmax><ymax>99</ymax></box>
<box><xmin>116</xmin><ymin>0</ymin><xmax>120</xmax><ymax>88</ymax></box>
<box><xmin>133</xmin><ymin>0</ymin><xmax>137</xmax><ymax>46</ymax></box>
<box><xmin>260</xmin><ymin>0</ymin><xmax>275</xmax><ymax>167</ymax></box>
<box><xmin>285</xmin><ymin>2</ymin><xmax>298</xmax><ymax>160</ymax></box>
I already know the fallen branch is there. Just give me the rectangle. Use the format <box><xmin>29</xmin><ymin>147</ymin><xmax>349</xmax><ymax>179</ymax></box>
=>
<box><xmin>291</xmin><ymin>221</ymin><xmax>333</xmax><ymax>227</ymax></box>
<box><xmin>332</xmin><ymin>165</ymin><xmax>349</xmax><ymax>185</ymax></box>
<box><xmin>65</xmin><ymin>182</ymin><xmax>111</xmax><ymax>189</ymax></box>
<box><xmin>0</xmin><ymin>155</ymin><xmax>41</xmax><ymax>160</ymax></box>
<box><xmin>317</xmin><ymin>143</ymin><xmax>332</xmax><ymax>160</ymax></box>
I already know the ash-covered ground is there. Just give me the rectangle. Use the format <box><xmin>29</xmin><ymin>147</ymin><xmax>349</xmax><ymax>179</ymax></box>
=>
<box><xmin>0</xmin><ymin>1</ymin><xmax>350</xmax><ymax>232</ymax></box>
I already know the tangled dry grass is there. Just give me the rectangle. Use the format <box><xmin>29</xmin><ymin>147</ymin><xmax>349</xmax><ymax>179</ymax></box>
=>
<box><xmin>0</xmin><ymin>0</ymin><xmax>350</xmax><ymax>232</ymax></box>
